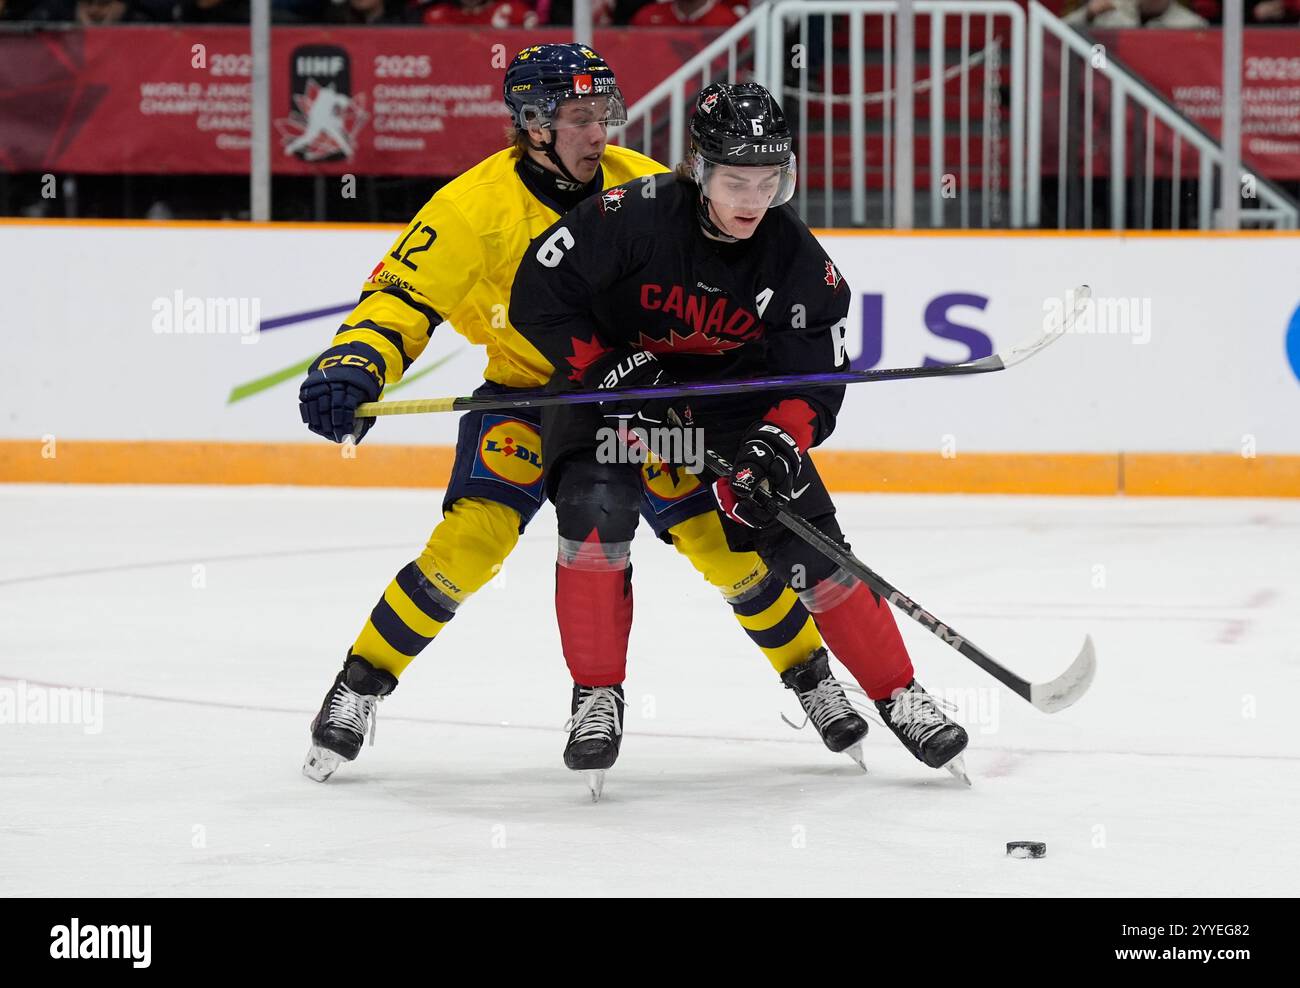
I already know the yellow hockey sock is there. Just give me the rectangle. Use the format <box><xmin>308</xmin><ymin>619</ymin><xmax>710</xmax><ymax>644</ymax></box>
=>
<box><xmin>667</xmin><ymin>511</ymin><xmax>823</xmax><ymax>674</ymax></box>
<box><xmin>351</xmin><ymin>498</ymin><xmax>522</xmax><ymax>677</ymax></box>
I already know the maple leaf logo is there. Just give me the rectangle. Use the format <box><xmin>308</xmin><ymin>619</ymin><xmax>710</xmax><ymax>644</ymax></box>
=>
<box><xmin>635</xmin><ymin>327</ymin><xmax>745</xmax><ymax>355</ymax></box>
<box><xmin>275</xmin><ymin>81</ymin><xmax>368</xmax><ymax>162</ymax></box>
<box><xmin>824</xmin><ymin>261</ymin><xmax>840</xmax><ymax>289</ymax></box>
<box><xmin>566</xmin><ymin>334</ymin><xmax>613</xmax><ymax>383</ymax></box>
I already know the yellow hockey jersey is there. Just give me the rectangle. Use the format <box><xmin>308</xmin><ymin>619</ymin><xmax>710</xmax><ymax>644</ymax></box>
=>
<box><xmin>331</xmin><ymin>145</ymin><xmax>667</xmax><ymax>390</ymax></box>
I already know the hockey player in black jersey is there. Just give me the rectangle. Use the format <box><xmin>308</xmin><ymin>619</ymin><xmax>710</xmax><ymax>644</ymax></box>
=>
<box><xmin>511</xmin><ymin>82</ymin><xmax>969</xmax><ymax>791</ymax></box>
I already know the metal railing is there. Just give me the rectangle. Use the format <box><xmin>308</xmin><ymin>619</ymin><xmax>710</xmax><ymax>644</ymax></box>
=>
<box><xmin>764</xmin><ymin>1</ymin><xmax>1024</xmax><ymax>229</ymax></box>
<box><xmin>619</xmin><ymin>1</ymin><xmax>1026</xmax><ymax>230</ymax></box>
<box><xmin>620</xmin><ymin>5</ymin><xmax>772</xmax><ymax>170</ymax></box>
<box><xmin>1026</xmin><ymin>0</ymin><xmax>1297</xmax><ymax>230</ymax></box>
<box><xmin>622</xmin><ymin>0</ymin><xmax>1297</xmax><ymax>231</ymax></box>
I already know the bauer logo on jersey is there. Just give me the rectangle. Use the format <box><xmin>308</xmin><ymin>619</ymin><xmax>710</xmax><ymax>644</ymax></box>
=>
<box><xmin>472</xmin><ymin>416</ymin><xmax>545</xmax><ymax>495</ymax></box>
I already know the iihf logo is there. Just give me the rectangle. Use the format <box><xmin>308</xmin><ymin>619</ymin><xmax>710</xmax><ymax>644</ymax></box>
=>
<box><xmin>277</xmin><ymin>45</ymin><xmax>367</xmax><ymax>163</ymax></box>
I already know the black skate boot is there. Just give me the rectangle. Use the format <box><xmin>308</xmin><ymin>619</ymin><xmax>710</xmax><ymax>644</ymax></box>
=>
<box><xmin>875</xmin><ymin>679</ymin><xmax>971</xmax><ymax>785</ymax></box>
<box><xmin>302</xmin><ymin>654</ymin><xmax>398</xmax><ymax>783</ymax></box>
<box><xmin>780</xmin><ymin>648</ymin><xmax>870</xmax><ymax>771</ymax></box>
<box><xmin>563</xmin><ymin>683</ymin><xmax>625</xmax><ymax>802</ymax></box>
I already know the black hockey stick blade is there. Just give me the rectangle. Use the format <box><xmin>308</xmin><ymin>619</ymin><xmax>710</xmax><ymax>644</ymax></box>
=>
<box><xmin>704</xmin><ymin>450</ymin><xmax>1097</xmax><ymax>713</ymax></box>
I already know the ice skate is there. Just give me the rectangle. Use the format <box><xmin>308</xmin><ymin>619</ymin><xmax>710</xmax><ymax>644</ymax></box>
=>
<box><xmin>563</xmin><ymin>683</ymin><xmax>625</xmax><ymax>802</ymax></box>
<box><xmin>780</xmin><ymin>648</ymin><xmax>870</xmax><ymax>771</ymax></box>
<box><xmin>875</xmin><ymin>679</ymin><xmax>970</xmax><ymax>785</ymax></box>
<box><xmin>302</xmin><ymin>654</ymin><xmax>397</xmax><ymax>783</ymax></box>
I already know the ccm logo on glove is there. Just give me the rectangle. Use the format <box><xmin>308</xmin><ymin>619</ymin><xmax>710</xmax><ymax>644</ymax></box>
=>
<box><xmin>316</xmin><ymin>352</ymin><xmax>384</xmax><ymax>389</ymax></box>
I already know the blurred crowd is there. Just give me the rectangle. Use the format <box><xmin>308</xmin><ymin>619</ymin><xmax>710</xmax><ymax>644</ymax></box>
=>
<box><xmin>2</xmin><ymin>0</ymin><xmax>1296</xmax><ymax>26</ymax></box>
<box><xmin>1063</xmin><ymin>0</ymin><xmax>1300</xmax><ymax>26</ymax></box>
<box><xmin>0</xmin><ymin>0</ymin><xmax>752</xmax><ymax>27</ymax></box>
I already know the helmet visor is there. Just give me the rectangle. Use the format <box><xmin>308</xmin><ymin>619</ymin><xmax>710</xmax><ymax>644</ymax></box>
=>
<box><xmin>695</xmin><ymin>154</ymin><xmax>797</xmax><ymax>210</ymax></box>
<box><xmin>520</xmin><ymin>92</ymin><xmax>628</xmax><ymax>132</ymax></box>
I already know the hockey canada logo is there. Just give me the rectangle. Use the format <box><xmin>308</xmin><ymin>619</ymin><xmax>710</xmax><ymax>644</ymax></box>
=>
<box><xmin>824</xmin><ymin>261</ymin><xmax>842</xmax><ymax>289</ymax></box>
<box><xmin>700</xmin><ymin>92</ymin><xmax>720</xmax><ymax>114</ymax></box>
<box><xmin>276</xmin><ymin>45</ymin><xmax>368</xmax><ymax>162</ymax></box>
<box><xmin>601</xmin><ymin>188</ymin><xmax>627</xmax><ymax>213</ymax></box>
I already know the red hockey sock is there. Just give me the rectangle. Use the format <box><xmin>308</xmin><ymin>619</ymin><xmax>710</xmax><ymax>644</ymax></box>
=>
<box><xmin>806</xmin><ymin>579</ymin><xmax>913</xmax><ymax>700</ymax></box>
<box><xmin>555</xmin><ymin>561</ymin><xmax>632</xmax><ymax>687</ymax></box>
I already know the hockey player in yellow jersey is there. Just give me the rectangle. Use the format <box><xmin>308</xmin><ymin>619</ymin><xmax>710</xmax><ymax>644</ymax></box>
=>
<box><xmin>299</xmin><ymin>43</ymin><xmax>866</xmax><ymax>784</ymax></box>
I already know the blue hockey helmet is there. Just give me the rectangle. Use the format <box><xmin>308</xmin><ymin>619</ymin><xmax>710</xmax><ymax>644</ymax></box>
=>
<box><xmin>503</xmin><ymin>43</ymin><xmax>627</xmax><ymax>133</ymax></box>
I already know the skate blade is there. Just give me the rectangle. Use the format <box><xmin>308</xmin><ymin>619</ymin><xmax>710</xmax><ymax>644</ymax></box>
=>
<box><xmin>842</xmin><ymin>742</ymin><xmax>869</xmax><ymax>773</ymax></box>
<box><xmin>942</xmin><ymin>754</ymin><xmax>973</xmax><ymax>787</ymax></box>
<box><xmin>302</xmin><ymin>745</ymin><xmax>342</xmax><ymax>783</ymax></box>
<box><xmin>585</xmin><ymin>769</ymin><xmax>606</xmax><ymax>803</ymax></box>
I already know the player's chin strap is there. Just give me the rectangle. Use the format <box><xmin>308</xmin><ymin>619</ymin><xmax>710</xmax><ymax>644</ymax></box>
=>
<box><xmin>695</xmin><ymin>190</ymin><xmax>739</xmax><ymax>243</ymax></box>
<box><xmin>524</xmin><ymin>129</ymin><xmax>586</xmax><ymax>189</ymax></box>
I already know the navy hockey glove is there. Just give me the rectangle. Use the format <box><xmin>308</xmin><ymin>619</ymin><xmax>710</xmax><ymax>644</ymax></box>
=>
<box><xmin>713</xmin><ymin>421</ymin><xmax>803</xmax><ymax>528</ymax></box>
<box><xmin>583</xmin><ymin>348</ymin><xmax>693</xmax><ymax>449</ymax></box>
<box><xmin>299</xmin><ymin>342</ymin><xmax>385</xmax><ymax>444</ymax></box>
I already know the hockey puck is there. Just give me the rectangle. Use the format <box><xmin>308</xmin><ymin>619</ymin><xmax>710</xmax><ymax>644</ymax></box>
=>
<box><xmin>1006</xmin><ymin>841</ymin><xmax>1047</xmax><ymax>859</ymax></box>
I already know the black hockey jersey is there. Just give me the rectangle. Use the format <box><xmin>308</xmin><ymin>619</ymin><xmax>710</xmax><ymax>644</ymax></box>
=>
<box><xmin>508</xmin><ymin>173</ymin><xmax>851</xmax><ymax>451</ymax></box>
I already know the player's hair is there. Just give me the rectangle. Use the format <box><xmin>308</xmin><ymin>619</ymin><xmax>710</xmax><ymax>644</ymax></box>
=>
<box><xmin>674</xmin><ymin>160</ymin><xmax>693</xmax><ymax>181</ymax></box>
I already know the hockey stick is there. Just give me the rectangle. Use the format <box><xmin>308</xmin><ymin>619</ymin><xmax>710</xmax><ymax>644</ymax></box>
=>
<box><xmin>704</xmin><ymin>449</ymin><xmax>1097</xmax><ymax>714</ymax></box>
<box><xmin>353</xmin><ymin>286</ymin><xmax>1091</xmax><ymax>420</ymax></box>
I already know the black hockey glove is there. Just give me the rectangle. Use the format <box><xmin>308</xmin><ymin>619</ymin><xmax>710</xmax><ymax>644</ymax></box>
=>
<box><xmin>713</xmin><ymin>421</ymin><xmax>803</xmax><ymax>528</ymax></box>
<box><xmin>583</xmin><ymin>348</ymin><xmax>693</xmax><ymax>454</ymax></box>
<box><xmin>299</xmin><ymin>342</ymin><xmax>385</xmax><ymax>444</ymax></box>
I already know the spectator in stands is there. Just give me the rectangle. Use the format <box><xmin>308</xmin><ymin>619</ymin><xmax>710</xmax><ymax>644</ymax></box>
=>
<box><xmin>414</xmin><ymin>0</ymin><xmax>539</xmax><ymax>25</ymax></box>
<box><xmin>326</xmin><ymin>0</ymin><xmax>407</xmax><ymax>23</ymax></box>
<box><xmin>178</xmin><ymin>0</ymin><xmax>249</xmax><ymax>19</ymax></box>
<box><xmin>630</xmin><ymin>0</ymin><xmax>745</xmax><ymax>26</ymax></box>
<box><xmin>1066</xmin><ymin>0</ymin><xmax>1208</xmax><ymax>26</ymax></box>
<box><xmin>1206</xmin><ymin>0</ymin><xmax>1300</xmax><ymax>22</ymax></box>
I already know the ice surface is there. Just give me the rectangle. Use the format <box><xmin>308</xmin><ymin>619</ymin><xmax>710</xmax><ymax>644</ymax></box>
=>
<box><xmin>2</xmin><ymin>484</ymin><xmax>1297</xmax><ymax>896</ymax></box>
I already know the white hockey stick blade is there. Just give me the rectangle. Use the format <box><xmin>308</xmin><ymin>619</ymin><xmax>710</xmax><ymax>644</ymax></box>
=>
<box><xmin>1029</xmin><ymin>634</ymin><xmax>1097</xmax><ymax>713</ymax></box>
<box><xmin>965</xmin><ymin>284</ymin><xmax>1092</xmax><ymax>372</ymax></box>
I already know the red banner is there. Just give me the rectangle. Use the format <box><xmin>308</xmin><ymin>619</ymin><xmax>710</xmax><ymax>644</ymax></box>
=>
<box><xmin>0</xmin><ymin>26</ymin><xmax>715</xmax><ymax>176</ymax></box>
<box><xmin>1094</xmin><ymin>28</ymin><xmax>1300</xmax><ymax>180</ymax></box>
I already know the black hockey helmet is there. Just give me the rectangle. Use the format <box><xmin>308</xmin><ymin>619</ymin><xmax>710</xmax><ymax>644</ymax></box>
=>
<box><xmin>503</xmin><ymin>43</ymin><xmax>627</xmax><ymax>133</ymax></box>
<box><xmin>689</xmin><ymin>82</ymin><xmax>795</xmax><ymax>167</ymax></box>
<box><xmin>686</xmin><ymin>83</ymin><xmax>797</xmax><ymax>238</ymax></box>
